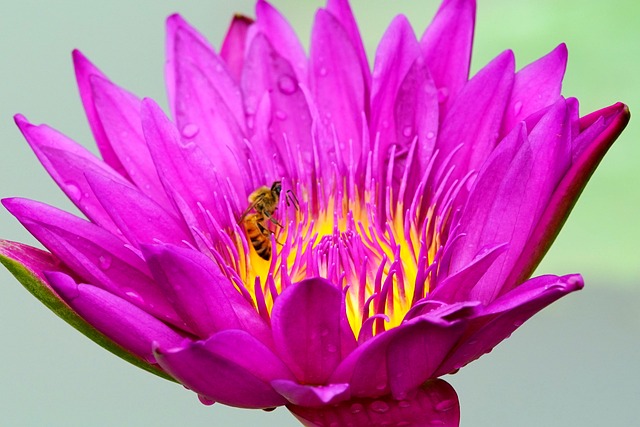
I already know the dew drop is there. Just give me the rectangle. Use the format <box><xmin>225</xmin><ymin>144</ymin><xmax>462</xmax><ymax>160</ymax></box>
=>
<box><xmin>125</xmin><ymin>291</ymin><xmax>145</xmax><ymax>305</ymax></box>
<box><xmin>275</xmin><ymin>110</ymin><xmax>288</xmax><ymax>120</ymax></box>
<box><xmin>350</xmin><ymin>403</ymin><xmax>363</xmax><ymax>414</ymax></box>
<box><xmin>398</xmin><ymin>400</ymin><xmax>411</xmax><ymax>408</ymax></box>
<box><xmin>395</xmin><ymin>391</ymin><xmax>408</xmax><ymax>400</ymax></box>
<box><xmin>66</xmin><ymin>183</ymin><xmax>82</xmax><ymax>201</ymax></box>
<box><xmin>98</xmin><ymin>254</ymin><xmax>112</xmax><ymax>270</ymax></box>
<box><xmin>426</xmin><ymin>131</ymin><xmax>435</xmax><ymax>139</ymax></box>
<box><xmin>437</xmin><ymin>87</ymin><xmax>449</xmax><ymax>103</ymax></box>
<box><xmin>198</xmin><ymin>395</ymin><xmax>215</xmax><ymax>406</ymax></box>
<box><xmin>376</xmin><ymin>382</ymin><xmax>386</xmax><ymax>391</ymax></box>
<box><xmin>319</xmin><ymin>66</ymin><xmax>328</xmax><ymax>77</ymax></box>
<box><xmin>278</xmin><ymin>75</ymin><xmax>297</xmax><ymax>94</ymax></box>
<box><xmin>370</xmin><ymin>400</ymin><xmax>389</xmax><ymax>413</ymax></box>
<box><xmin>181</xmin><ymin>123</ymin><xmax>200</xmax><ymax>139</ymax></box>
<box><xmin>435</xmin><ymin>399</ymin><xmax>455</xmax><ymax>412</ymax></box>
<box><xmin>247</xmin><ymin>116</ymin><xmax>255</xmax><ymax>130</ymax></box>
<box><xmin>320</xmin><ymin>328</ymin><xmax>329</xmax><ymax>337</ymax></box>
<box><xmin>402</xmin><ymin>126</ymin><xmax>413</xmax><ymax>137</ymax></box>
<box><xmin>382</xmin><ymin>120</ymin><xmax>390</xmax><ymax>129</ymax></box>
<box><xmin>513</xmin><ymin>100</ymin><xmax>523</xmax><ymax>115</ymax></box>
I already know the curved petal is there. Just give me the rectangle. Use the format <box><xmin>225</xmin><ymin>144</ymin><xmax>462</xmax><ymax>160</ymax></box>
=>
<box><xmin>142</xmin><ymin>244</ymin><xmax>272</xmax><ymax>345</ymax></box>
<box><xmin>271</xmin><ymin>380</ymin><xmax>350</xmax><ymax>407</ymax></box>
<box><xmin>271</xmin><ymin>278</ymin><xmax>356</xmax><ymax>384</ymax></box>
<box><xmin>289</xmin><ymin>379</ymin><xmax>459</xmax><ymax>427</ymax></box>
<box><xmin>13</xmin><ymin>114</ymin><xmax>126</xmax><ymax>235</ymax></box>
<box><xmin>505</xmin><ymin>102</ymin><xmax>630</xmax><ymax>287</ymax></box>
<box><xmin>72</xmin><ymin>49</ymin><xmax>127</xmax><ymax>177</ymax></box>
<box><xmin>435</xmin><ymin>274</ymin><xmax>583</xmax><ymax>376</ymax></box>
<box><xmin>501</xmin><ymin>43</ymin><xmax>567</xmax><ymax>135</ymax></box>
<box><xmin>2</xmin><ymin>198</ymin><xmax>185</xmax><ymax>328</ymax></box>
<box><xmin>255</xmin><ymin>0</ymin><xmax>308</xmax><ymax>84</ymax></box>
<box><xmin>165</xmin><ymin>14</ymin><xmax>248</xmax><ymax>198</ymax></box>
<box><xmin>46</xmin><ymin>271</ymin><xmax>186</xmax><ymax>364</ymax></box>
<box><xmin>330</xmin><ymin>314</ymin><xmax>464</xmax><ymax>399</ymax></box>
<box><xmin>420</xmin><ymin>0</ymin><xmax>476</xmax><ymax>113</ymax></box>
<box><xmin>310</xmin><ymin>9</ymin><xmax>365</xmax><ymax>166</ymax></box>
<box><xmin>86</xmin><ymin>171</ymin><xmax>191</xmax><ymax>248</ymax></box>
<box><xmin>220</xmin><ymin>14</ymin><xmax>254</xmax><ymax>82</ymax></box>
<box><xmin>154</xmin><ymin>330</ymin><xmax>291</xmax><ymax>409</ymax></box>
<box><xmin>0</xmin><ymin>242</ymin><xmax>175</xmax><ymax>382</ymax></box>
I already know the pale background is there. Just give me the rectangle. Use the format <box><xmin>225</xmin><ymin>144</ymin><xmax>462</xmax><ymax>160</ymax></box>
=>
<box><xmin>1</xmin><ymin>1</ymin><xmax>638</xmax><ymax>426</ymax></box>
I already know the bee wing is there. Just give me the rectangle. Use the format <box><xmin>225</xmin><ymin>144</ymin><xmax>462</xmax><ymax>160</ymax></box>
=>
<box><xmin>238</xmin><ymin>194</ymin><xmax>265</xmax><ymax>223</ymax></box>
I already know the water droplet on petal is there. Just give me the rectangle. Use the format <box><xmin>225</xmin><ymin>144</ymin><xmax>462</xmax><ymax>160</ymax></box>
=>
<box><xmin>125</xmin><ymin>291</ymin><xmax>144</xmax><ymax>305</ymax></box>
<box><xmin>350</xmin><ymin>403</ymin><xmax>363</xmax><ymax>414</ymax></box>
<box><xmin>514</xmin><ymin>100</ymin><xmax>523</xmax><ymax>115</ymax></box>
<box><xmin>66</xmin><ymin>183</ymin><xmax>82</xmax><ymax>201</ymax></box>
<box><xmin>398</xmin><ymin>400</ymin><xmax>411</xmax><ymax>408</ymax></box>
<box><xmin>278</xmin><ymin>75</ymin><xmax>297</xmax><ymax>94</ymax></box>
<box><xmin>437</xmin><ymin>87</ymin><xmax>449</xmax><ymax>103</ymax></box>
<box><xmin>181</xmin><ymin>123</ymin><xmax>200</xmax><ymax>139</ymax></box>
<box><xmin>371</xmin><ymin>400</ymin><xmax>389</xmax><ymax>413</ymax></box>
<box><xmin>319</xmin><ymin>67</ymin><xmax>328</xmax><ymax>77</ymax></box>
<box><xmin>198</xmin><ymin>395</ymin><xmax>215</xmax><ymax>406</ymax></box>
<box><xmin>320</xmin><ymin>328</ymin><xmax>329</xmax><ymax>337</ymax></box>
<box><xmin>402</xmin><ymin>125</ymin><xmax>413</xmax><ymax>137</ymax></box>
<box><xmin>435</xmin><ymin>399</ymin><xmax>455</xmax><ymax>412</ymax></box>
<box><xmin>382</xmin><ymin>120</ymin><xmax>390</xmax><ymax>129</ymax></box>
<box><xmin>98</xmin><ymin>254</ymin><xmax>112</xmax><ymax>270</ymax></box>
<box><xmin>275</xmin><ymin>110</ymin><xmax>288</xmax><ymax>120</ymax></box>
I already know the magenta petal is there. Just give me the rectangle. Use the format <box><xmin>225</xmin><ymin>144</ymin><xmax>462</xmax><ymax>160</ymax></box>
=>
<box><xmin>46</xmin><ymin>271</ymin><xmax>186</xmax><ymax>363</ymax></box>
<box><xmin>501</xmin><ymin>43</ymin><xmax>567</xmax><ymax>135</ymax></box>
<box><xmin>0</xmin><ymin>240</ymin><xmax>64</xmax><ymax>284</ymax></box>
<box><xmin>241</xmin><ymin>33</ymin><xmax>313</xmax><ymax>177</ymax></box>
<box><xmin>255</xmin><ymin>0</ymin><xmax>308</xmax><ymax>84</ymax></box>
<box><xmin>325</xmin><ymin>0</ymin><xmax>371</xmax><ymax>94</ymax></box>
<box><xmin>86</xmin><ymin>171</ymin><xmax>191</xmax><ymax>248</ymax></box>
<box><xmin>436</xmin><ymin>274</ymin><xmax>583</xmax><ymax>376</ymax></box>
<box><xmin>140</xmin><ymin>98</ymin><xmax>237</xmax><ymax>230</ymax></box>
<box><xmin>289</xmin><ymin>379</ymin><xmax>460</xmax><ymax>427</ymax></box>
<box><xmin>90</xmin><ymin>76</ymin><xmax>172</xmax><ymax>209</ymax></box>
<box><xmin>505</xmin><ymin>102</ymin><xmax>630</xmax><ymax>286</ymax></box>
<box><xmin>72</xmin><ymin>49</ymin><xmax>127</xmax><ymax>178</ymax></box>
<box><xmin>2</xmin><ymin>198</ymin><xmax>186</xmax><ymax>328</ymax></box>
<box><xmin>271</xmin><ymin>278</ymin><xmax>355</xmax><ymax>384</ymax></box>
<box><xmin>330</xmin><ymin>315</ymin><xmax>464</xmax><ymax>399</ymax></box>
<box><xmin>165</xmin><ymin>14</ymin><xmax>248</xmax><ymax>198</ymax></box>
<box><xmin>13</xmin><ymin>115</ymin><xmax>126</xmax><ymax>235</ymax></box>
<box><xmin>271</xmin><ymin>380</ymin><xmax>350</xmax><ymax>407</ymax></box>
<box><xmin>155</xmin><ymin>330</ymin><xmax>291</xmax><ymax>408</ymax></box>
<box><xmin>142</xmin><ymin>244</ymin><xmax>272</xmax><ymax>344</ymax></box>
<box><xmin>434</xmin><ymin>50</ymin><xmax>514</xmax><ymax>184</ymax></box>
<box><xmin>310</xmin><ymin>9</ymin><xmax>365</xmax><ymax>164</ymax></box>
<box><xmin>420</xmin><ymin>0</ymin><xmax>476</xmax><ymax>113</ymax></box>
<box><xmin>220</xmin><ymin>15</ymin><xmax>253</xmax><ymax>82</ymax></box>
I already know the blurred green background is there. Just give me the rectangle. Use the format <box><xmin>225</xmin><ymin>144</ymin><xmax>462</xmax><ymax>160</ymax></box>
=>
<box><xmin>0</xmin><ymin>1</ymin><xmax>638</xmax><ymax>426</ymax></box>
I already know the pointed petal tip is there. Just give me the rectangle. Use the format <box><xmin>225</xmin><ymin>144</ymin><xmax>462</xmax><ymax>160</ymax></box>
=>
<box><xmin>43</xmin><ymin>270</ymin><xmax>80</xmax><ymax>301</ymax></box>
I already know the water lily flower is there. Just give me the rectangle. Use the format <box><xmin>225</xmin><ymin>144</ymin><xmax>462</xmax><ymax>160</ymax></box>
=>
<box><xmin>1</xmin><ymin>0</ymin><xmax>629</xmax><ymax>425</ymax></box>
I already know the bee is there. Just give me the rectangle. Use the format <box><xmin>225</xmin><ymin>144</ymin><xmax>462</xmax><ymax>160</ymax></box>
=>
<box><xmin>240</xmin><ymin>181</ymin><xmax>298</xmax><ymax>260</ymax></box>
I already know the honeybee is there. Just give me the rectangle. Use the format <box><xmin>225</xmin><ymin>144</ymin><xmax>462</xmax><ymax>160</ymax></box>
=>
<box><xmin>240</xmin><ymin>181</ymin><xmax>298</xmax><ymax>260</ymax></box>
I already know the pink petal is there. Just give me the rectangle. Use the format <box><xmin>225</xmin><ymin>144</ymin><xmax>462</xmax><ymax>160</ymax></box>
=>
<box><xmin>46</xmin><ymin>271</ymin><xmax>186</xmax><ymax>364</ymax></box>
<box><xmin>220</xmin><ymin>15</ymin><xmax>254</xmax><ymax>82</ymax></box>
<box><xmin>142</xmin><ymin>244</ymin><xmax>271</xmax><ymax>345</ymax></box>
<box><xmin>165</xmin><ymin>14</ymin><xmax>248</xmax><ymax>198</ymax></box>
<box><xmin>420</xmin><ymin>0</ymin><xmax>476</xmax><ymax>114</ymax></box>
<box><xmin>154</xmin><ymin>330</ymin><xmax>292</xmax><ymax>408</ymax></box>
<box><xmin>89</xmin><ymin>75</ymin><xmax>172</xmax><ymax>209</ymax></box>
<box><xmin>501</xmin><ymin>43</ymin><xmax>568</xmax><ymax>135</ymax></box>
<box><xmin>310</xmin><ymin>9</ymin><xmax>365</xmax><ymax>166</ymax></box>
<box><xmin>0</xmin><ymin>239</ymin><xmax>64</xmax><ymax>284</ymax></box>
<box><xmin>255</xmin><ymin>0</ymin><xmax>308</xmax><ymax>85</ymax></box>
<box><xmin>2</xmin><ymin>198</ymin><xmax>186</xmax><ymax>329</ymax></box>
<box><xmin>86</xmin><ymin>171</ymin><xmax>191</xmax><ymax>248</ymax></box>
<box><xmin>436</xmin><ymin>274</ymin><xmax>583</xmax><ymax>376</ymax></box>
<box><xmin>14</xmin><ymin>114</ymin><xmax>127</xmax><ymax>235</ymax></box>
<box><xmin>289</xmin><ymin>379</ymin><xmax>459</xmax><ymax>427</ymax></box>
<box><xmin>505</xmin><ymin>102</ymin><xmax>630</xmax><ymax>288</ymax></box>
<box><xmin>271</xmin><ymin>278</ymin><xmax>356</xmax><ymax>384</ymax></box>
<box><xmin>433</xmin><ymin>50</ymin><xmax>514</xmax><ymax>187</ymax></box>
<box><xmin>271</xmin><ymin>380</ymin><xmax>350</xmax><ymax>407</ymax></box>
<box><xmin>72</xmin><ymin>49</ymin><xmax>128</xmax><ymax>177</ymax></box>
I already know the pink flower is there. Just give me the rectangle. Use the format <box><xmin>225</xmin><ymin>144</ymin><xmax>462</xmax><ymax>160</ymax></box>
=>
<box><xmin>1</xmin><ymin>0</ymin><xmax>629</xmax><ymax>426</ymax></box>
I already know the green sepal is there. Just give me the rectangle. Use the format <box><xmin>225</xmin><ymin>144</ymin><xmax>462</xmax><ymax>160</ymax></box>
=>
<box><xmin>0</xmin><ymin>252</ymin><xmax>176</xmax><ymax>383</ymax></box>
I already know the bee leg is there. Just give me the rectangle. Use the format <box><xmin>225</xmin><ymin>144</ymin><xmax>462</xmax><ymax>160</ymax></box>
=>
<box><xmin>285</xmin><ymin>189</ymin><xmax>300</xmax><ymax>210</ymax></box>
<box><xmin>264</xmin><ymin>211</ymin><xmax>283</xmax><ymax>228</ymax></box>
